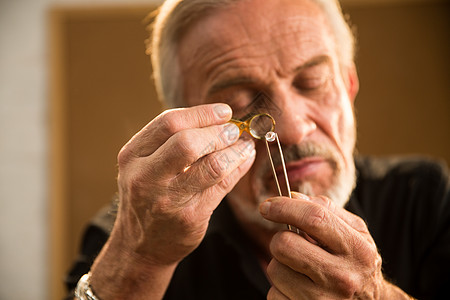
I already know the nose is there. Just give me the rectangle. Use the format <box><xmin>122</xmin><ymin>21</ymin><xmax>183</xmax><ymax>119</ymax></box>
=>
<box><xmin>274</xmin><ymin>96</ymin><xmax>317</xmax><ymax>146</ymax></box>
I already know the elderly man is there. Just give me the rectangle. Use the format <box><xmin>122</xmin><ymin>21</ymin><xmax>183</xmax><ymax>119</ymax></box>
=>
<box><xmin>68</xmin><ymin>0</ymin><xmax>450</xmax><ymax>299</ymax></box>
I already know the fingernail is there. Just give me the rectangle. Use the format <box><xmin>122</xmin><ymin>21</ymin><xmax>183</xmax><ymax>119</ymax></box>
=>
<box><xmin>214</xmin><ymin>104</ymin><xmax>232</xmax><ymax>118</ymax></box>
<box><xmin>259</xmin><ymin>201</ymin><xmax>271</xmax><ymax>215</ymax></box>
<box><xmin>222</xmin><ymin>123</ymin><xmax>240</xmax><ymax>143</ymax></box>
<box><xmin>292</xmin><ymin>192</ymin><xmax>310</xmax><ymax>201</ymax></box>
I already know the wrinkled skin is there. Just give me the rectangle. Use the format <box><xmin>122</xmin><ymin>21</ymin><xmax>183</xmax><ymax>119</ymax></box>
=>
<box><xmin>115</xmin><ymin>104</ymin><xmax>256</xmax><ymax>265</ymax></box>
<box><xmin>263</xmin><ymin>193</ymin><xmax>385</xmax><ymax>299</ymax></box>
<box><xmin>88</xmin><ymin>0</ymin><xmax>412</xmax><ymax>299</ymax></box>
<box><xmin>90</xmin><ymin>104</ymin><xmax>256</xmax><ymax>299</ymax></box>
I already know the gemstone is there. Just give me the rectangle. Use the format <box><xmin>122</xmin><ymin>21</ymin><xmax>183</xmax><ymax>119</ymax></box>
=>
<box><xmin>265</xmin><ymin>131</ymin><xmax>276</xmax><ymax>142</ymax></box>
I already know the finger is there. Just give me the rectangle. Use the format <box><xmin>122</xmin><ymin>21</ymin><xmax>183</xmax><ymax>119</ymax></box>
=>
<box><xmin>269</xmin><ymin>229</ymin><xmax>341</xmax><ymax>286</ymax></box>
<box><xmin>269</xmin><ymin>231</ymin><xmax>378</xmax><ymax>298</ymax></box>
<box><xmin>120</xmin><ymin>103</ymin><xmax>233</xmax><ymax>159</ymax></box>
<box><xmin>259</xmin><ymin>196</ymin><xmax>361</xmax><ymax>254</ymax></box>
<box><xmin>187</xmin><ymin>145</ymin><xmax>256</xmax><ymax>215</ymax></box>
<box><xmin>150</xmin><ymin>122</ymin><xmax>241</xmax><ymax>176</ymax></box>
<box><xmin>267</xmin><ymin>259</ymin><xmax>317</xmax><ymax>300</ymax></box>
<box><xmin>266</xmin><ymin>198</ymin><xmax>382</xmax><ymax>296</ymax></box>
<box><xmin>269</xmin><ymin>241</ymin><xmax>366</xmax><ymax>299</ymax></box>
<box><xmin>267</xmin><ymin>286</ymin><xmax>290</xmax><ymax>300</ymax></box>
<box><xmin>291</xmin><ymin>192</ymin><xmax>369</xmax><ymax>234</ymax></box>
<box><xmin>172</xmin><ymin>138</ymin><xmax>256</xmax><ymax>193</ymax></box>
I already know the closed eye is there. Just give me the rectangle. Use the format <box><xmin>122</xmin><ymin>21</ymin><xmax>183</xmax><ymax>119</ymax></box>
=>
<box><xmin>293</xmin><ymin>62</ymin><xmax>333</xmax><ymax>99</ymax></box>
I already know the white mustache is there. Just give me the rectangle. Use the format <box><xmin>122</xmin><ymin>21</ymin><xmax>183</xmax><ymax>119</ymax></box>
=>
<box><xmin>258</xmin><ymin>141</ymin><xmax>340</xmax><ymax>179</ymax></box>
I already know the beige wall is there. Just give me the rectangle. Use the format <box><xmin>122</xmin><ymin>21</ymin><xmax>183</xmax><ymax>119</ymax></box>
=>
<box><xmin>1</xmin><ymin>1</ymin><xmax>51</xmax><ymax>299</ymax></box>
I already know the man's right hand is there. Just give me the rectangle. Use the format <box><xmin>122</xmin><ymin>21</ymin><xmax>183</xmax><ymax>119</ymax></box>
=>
<box><xmin>88</xmin><ymin>103</ymin><xmax>256</xmax><ymax>299</ymax></box>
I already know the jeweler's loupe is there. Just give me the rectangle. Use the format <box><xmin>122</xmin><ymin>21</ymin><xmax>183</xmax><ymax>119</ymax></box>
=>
<box><xmin>229</xmin><ymin>113</ymin><xmax>276</xmax><ymax>139</ymax></box>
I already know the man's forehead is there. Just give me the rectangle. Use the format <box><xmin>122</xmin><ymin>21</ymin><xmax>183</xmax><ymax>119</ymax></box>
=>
<box><xmin>181</xmin><ymin>0</ymin><xmax>329</xmax><ymax>52</ymax></box>
<box><xmin>178</xmin><ymin>0</ymin><xmax>337</xmax><ymax>105</ymax></box>
<box><xmin>180</xmin><ymin>2</ymin><xmax>333</xmax><ymax>69</ymax></box>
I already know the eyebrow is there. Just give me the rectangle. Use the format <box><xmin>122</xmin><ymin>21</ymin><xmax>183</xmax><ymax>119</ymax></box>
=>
<box><xmin>207</xmin><ymin>76</ymin><xmax>256</xmax><ymax>97</ymax></box>
<box><xmin>293</xmin><ymin>55</ymin><xmax>332</xmax><ymax>72</ymax></box>
<box><xmin>207</xmin><ymin>55</ymin><xmax>333</xmax><ymax>96</ymax></box>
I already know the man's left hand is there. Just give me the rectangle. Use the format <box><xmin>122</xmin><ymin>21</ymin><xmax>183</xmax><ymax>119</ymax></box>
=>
<box><xmin>259</xmin><ymin>192</ymin><xmax>410</xmax><ymax>299</ymax></box>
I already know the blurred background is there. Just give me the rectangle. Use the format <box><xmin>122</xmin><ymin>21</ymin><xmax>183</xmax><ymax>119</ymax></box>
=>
<box><xmin>0</xmin><ymin>0</ymin><xmax>448</xmax><ymax>299</ymax></box>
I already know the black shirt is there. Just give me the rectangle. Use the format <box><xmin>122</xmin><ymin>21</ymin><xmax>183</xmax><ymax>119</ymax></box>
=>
<box><xmin>65</xmin><ymin>156</ymin><xmax>450</xmax><ymax>299</ymax></box>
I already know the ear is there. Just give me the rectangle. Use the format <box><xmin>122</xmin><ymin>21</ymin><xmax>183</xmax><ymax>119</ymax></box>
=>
<box><xmin>343</xmin><ymin>63</ymin><xmax>359</xmax><ymax>104</ymax></box>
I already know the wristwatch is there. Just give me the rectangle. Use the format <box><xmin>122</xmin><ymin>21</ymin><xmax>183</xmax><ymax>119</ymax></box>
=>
<box><xmin>75</xmin><ymin>273</ymin><xmax>100</xmax><ymax>300</ymax></box>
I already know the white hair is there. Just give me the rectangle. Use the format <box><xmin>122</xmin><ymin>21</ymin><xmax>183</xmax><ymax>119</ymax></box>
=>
<box><xmin>148</xmin><ymin>0</ymin><xmax>356</xmax><ymax>108</ymax></box>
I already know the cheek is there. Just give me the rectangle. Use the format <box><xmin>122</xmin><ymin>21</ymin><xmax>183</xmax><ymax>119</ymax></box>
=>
<box><xmin>337</xmin><ymin>95</ymin><xmax>356</xmax><ymax>148</ymax></box>
<box><xmin>314</xmin><ymin>82</ymin><xmax>355</xmax><ymax>149</ymax></box>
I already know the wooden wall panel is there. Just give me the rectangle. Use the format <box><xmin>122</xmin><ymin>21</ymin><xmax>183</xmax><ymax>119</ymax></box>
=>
<box><xmin>346</xmin><ymin>2</ymin><xmax>450</xmax><ymax>163</ymax></box>
<box><xmin>49</xmin><ymin>5</ymin><xmax>160</xmax><ymax>300</ymax></box>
